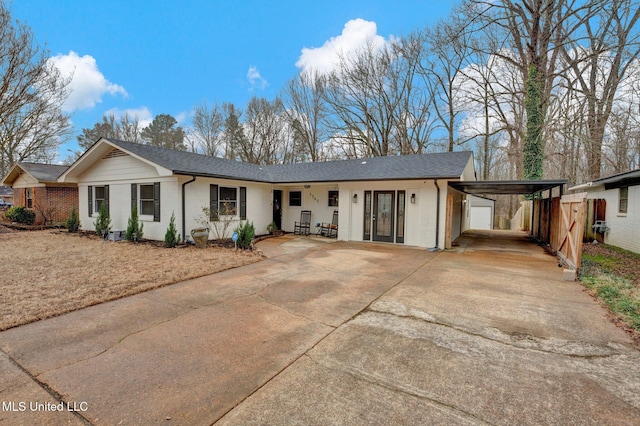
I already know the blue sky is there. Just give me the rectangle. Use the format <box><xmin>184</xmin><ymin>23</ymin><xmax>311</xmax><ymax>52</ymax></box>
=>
<box><xmin>12</xmin><ymin>0</ymin><xmax>454</xmax><ymax>158</ymax></box>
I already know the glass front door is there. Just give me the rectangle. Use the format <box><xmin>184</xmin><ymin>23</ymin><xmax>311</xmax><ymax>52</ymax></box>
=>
<box><xmin>373</xmin><ymin>191</ymin><xmax>394</xmax><ymax>242</ymax></box>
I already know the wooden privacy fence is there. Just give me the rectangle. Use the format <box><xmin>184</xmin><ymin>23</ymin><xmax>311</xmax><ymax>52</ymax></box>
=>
<box><xmin>557</xmin><ymin>192</ymin><xmax>587</xmax><ymax>272</ymax></box>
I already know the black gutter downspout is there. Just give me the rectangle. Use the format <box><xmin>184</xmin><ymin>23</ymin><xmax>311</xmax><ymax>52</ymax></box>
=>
<box><xmin>433</xmin><ymin>179</ymin><xmax>441</xmax><ymax>250</ymax></box>
<box><xmin>182</xmin><ymin>176</ymin><xmax>197</xmax><ymax>243</ymax></box>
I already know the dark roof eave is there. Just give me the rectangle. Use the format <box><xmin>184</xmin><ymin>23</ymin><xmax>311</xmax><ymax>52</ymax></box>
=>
<box><xmin>173</xmin><ymin>171</ymin><xmax>462</xmax><ymax>184</ymax></box>
<box><xmin>271</xmin><ymin>175</ymin><xmax>463</xmax><ymax>184</ymax></box>
<box><xmin>172</xmin><ymin>171</ymin><xmax>268</xmax><ymax>184</ymax></box>
<box><xmin>449</xmin><ymin>179</ymin><xmax>568</xmax><ymax>195</ymax></box>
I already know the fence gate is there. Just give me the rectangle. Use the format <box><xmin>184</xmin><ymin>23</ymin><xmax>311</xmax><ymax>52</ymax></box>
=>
<box><xmin>557</xmin><ymin>192</ymin><xmax>587</xmax><ymax>272</ymax></box>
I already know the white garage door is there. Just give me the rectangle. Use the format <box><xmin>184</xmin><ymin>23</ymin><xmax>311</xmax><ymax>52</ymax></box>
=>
<box><xmin>470</xmin><ymin>206</ymin><xmax>493</xmax><ymax>230</ymax></box>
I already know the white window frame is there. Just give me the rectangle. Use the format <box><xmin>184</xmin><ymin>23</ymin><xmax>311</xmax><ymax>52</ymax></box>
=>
<box><xmin>138</xmin><ymin>184</ymin><xmax>155</xmax><ymax>219</ymax></box>
<box><xmin>93</xmin><ymin>186</ymin><xmax>106</xmax><ymax>215</ymax></box>
<box><xmin>618</xmin><ymin>186</ymin><xmax>628</xmax><ymax>215</ymax></box>
<box><xmin>218</xmin><ymin>186</ymin><xmax>238</xmax><ymax>217</ymax></box>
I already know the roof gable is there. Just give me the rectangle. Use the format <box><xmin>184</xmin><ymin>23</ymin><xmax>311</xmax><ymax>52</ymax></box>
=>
<box><xmin>2</xmin><ymin>162</ymin><xmax>69</xmax><ymax>186</ymax></box>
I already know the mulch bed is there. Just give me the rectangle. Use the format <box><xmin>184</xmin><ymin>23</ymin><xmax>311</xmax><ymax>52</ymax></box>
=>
<box><xmin>0</xmin><ymin>223</ymin><xmax>16</xmax><ymax>234</ymax></box>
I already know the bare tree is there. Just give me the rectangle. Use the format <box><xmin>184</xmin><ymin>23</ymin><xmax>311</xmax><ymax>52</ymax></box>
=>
<box><xmin>190</xmin><ymin>101</ymin><xmax>224</xmax><ymax>156</ymax></box>
<box><xmin>465</xmin><ymin>0</ymin><xmax>601</xmax><ymax>179</ymax></box>
<box><xmin>0</xmin><ymin>2</ymin><xmax>72</xmax><ymax>176</ymax></box>
<box><xmin>323</xmin><ymin>40</ymin><xmax>399</xmax><ymax>157</ymax></box>
<box><xmin>389</xmin><ymin>33</ymin><xmax>437</xmax><ymax>154</ymax></box>
<box><xmin>241</xmin><ymin>96</ymin><xmax>286</xmax><ymax>164</ymax></box>
<box><xmin>77</xmin><ymin>112</ymin><xmax>141</xmax><ymax>150</ymax></box>
<box><xmin>560</xmin><ymin>0</ymin><xmax>640</xmax><ymax>179</ymax></box>
<box><xmin>282</xmin><ymin>71</ymin><xmax>329</xmax><ymax>162</ymax></box>
<box><xmin>423</xmin><ymin>13</ymin><xmax>474</xmax><ymax>152</ymax></box>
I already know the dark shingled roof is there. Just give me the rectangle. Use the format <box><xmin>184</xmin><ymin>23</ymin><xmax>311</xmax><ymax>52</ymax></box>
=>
<box><xmin>19</xmin><ymin>162</ymin><xmax>69</xmax><ymax>182</ymax></box>
<box><xmin>263</xmin><ymin>151</ymin><xmax>473</xmax><ymax>183</ymax></box>
<box><xmin>105</xmin><ymin>138</ymin><xmax>473</xmax><ymax>183</ymax></box>
<box><xmin>106</xmin><ymin>139</ymin><xmax>272</xmax><ymax>182</ymax></box>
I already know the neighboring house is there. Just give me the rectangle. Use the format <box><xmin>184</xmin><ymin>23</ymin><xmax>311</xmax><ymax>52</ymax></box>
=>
<box><xmin>570</xmin><ymin>169</ymin><xmax>640</xmax><ymax>253</ymax></box>
<box><xmin>58</xmin><ymin>138</ymin><xmax>477</xmax><ymax>249</ymax></box>
<box><xmin>2</xmin><ymin>162</ymin><xmax>78</xmax><ymax>225</ymax></box>
<box><xmin>468</xmin><ymin>195</ymin><xmax>495</xmax><ymax>230</ymax></box>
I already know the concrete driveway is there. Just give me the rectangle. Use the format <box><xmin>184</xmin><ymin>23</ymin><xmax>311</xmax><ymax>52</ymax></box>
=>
<box><xmin>1</xmin><ymin>231</ymin><xmax>639</xmax><ymax>425</ymax></box>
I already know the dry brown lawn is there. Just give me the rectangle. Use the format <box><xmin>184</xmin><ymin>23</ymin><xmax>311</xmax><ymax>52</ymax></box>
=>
<box><xmin>0</xmin><ymin>230</ymin><xmax>264</xmax><ymax>331</ymax></box>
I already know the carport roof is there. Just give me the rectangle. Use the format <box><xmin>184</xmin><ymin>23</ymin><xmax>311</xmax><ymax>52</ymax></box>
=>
<box><xmin>449</xmin><ymin>179</ymin><xmax>568</xmax><ymax>195</ymax></box>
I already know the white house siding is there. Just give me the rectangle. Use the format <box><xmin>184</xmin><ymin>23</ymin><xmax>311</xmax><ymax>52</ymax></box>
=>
<box><xmin>76</xmin><ymin>155</ymin><xmax>175</xmax><ymax>239</ymax></box>
<box><xmin>280</xmin><ymin>185</ymin><xmax>339</xmax><ymax>234</ymax></box>
<box><xmin>182</xmin><ymin>176</ymin><xmax>272</xmax><ymax>241</ymax></box>
<box><xmin>79</xmin><ymin>152</ymin><xmax>162</xmax><ymax>182</ymax></box>
<box><xmin>77</xmin><ymin>177</ymin><xmax>179</xmax><ymax>241</ymax></box>
<box><xmin>337</xmin><ymin>180</ymin><xmax>444</xmax><ymax>248</ymax></box>
<box><xmin>12</xmin><ymin>172</ymin><xmax>44</xmax><ymax>188</ymax></box>
<box><xmin>586</xmin><ymin>185</ymin><xmax>640</xmax><ymax>254</ymax></box>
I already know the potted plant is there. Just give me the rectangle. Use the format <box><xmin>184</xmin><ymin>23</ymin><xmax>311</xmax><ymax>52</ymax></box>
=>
<box><xmin>191</xmin><ymin>208</ymin><xmax>211</xmax><ymax>248</ymax></box>
<box><xmin>267</xmin><ymin>220</ymin><xmax>284</xmax><ymax>236</ymax></box>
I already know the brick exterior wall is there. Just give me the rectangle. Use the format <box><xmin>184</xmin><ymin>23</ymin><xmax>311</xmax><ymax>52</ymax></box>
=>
<box><xmin>11</xmin><ymin>186</ymin><xmax>78</xmax><ymax>225</ymax></box>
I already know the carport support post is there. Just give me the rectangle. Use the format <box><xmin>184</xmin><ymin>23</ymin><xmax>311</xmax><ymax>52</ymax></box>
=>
<box><xmin>537</xmin><ymin>191</ymin><xmax>543</xmax><ymax>240</ymax></box>
<box><xmin>547</xmin><ymin>188</ymin><xmax>552</xmax><ymax>245</ymax></box>
<box><xmin>530</xmin><ymin>193</ymin><xmax>535</xmax><ymax>237</ymax></box>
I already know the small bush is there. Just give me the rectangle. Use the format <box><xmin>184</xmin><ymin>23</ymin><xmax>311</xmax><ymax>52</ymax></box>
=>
<box><xmin>5</xmin><ymin>206</ymin><xmax>36</xmax><ymax>225</ymax></box>
<box><xmin>94</xmin><ymin>203</ymin><xmax>111</xmax><ymax>239</ymax></box>
<box><xmin>164</xmin><ymin>212</ymin><xmax>180</xmax><ymax>248</ymax></box>
<box><xmin>125</xmin><ymin>206</ymin><xmax>144</xmax><ymax>242</ymax></box>
<box><xmin>234</xmin><ymin>221</ymin><xmax>255</xmax><ymax>250</ymax></box>
<box><xmin>66</xmin><ymin>207</ymin><xmax>80</xmax><ymax>232</ymax></box>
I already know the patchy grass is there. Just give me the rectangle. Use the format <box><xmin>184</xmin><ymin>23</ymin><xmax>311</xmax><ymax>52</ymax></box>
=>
<box><xmin>0</xmin><ymin>230</ymin><xmax>264</xmax><ymax>331</ymax></box>
<box><xmin>581</xmin><ymin>243</ymin><xmax>640</xmax><ymax>342</ymax></box>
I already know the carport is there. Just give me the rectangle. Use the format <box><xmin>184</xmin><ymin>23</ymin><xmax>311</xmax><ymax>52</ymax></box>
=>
<box><xmin>448</xmin><ymin>179</ymin><xmax>568</xmax><ymax>251</ymax></box>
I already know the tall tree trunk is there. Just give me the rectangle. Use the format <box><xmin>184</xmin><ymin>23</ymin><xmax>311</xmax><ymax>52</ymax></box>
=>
<box><xmin>524</xmin><ymin>65</ymin><xmax>545</xmax><ymax>180</ymax></box>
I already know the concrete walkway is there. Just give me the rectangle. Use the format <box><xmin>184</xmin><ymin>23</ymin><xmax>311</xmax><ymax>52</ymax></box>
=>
<box><xmin>1</xmin><ymin>232</ymin><xmax>639</xmax><ymax>425</ymax></box>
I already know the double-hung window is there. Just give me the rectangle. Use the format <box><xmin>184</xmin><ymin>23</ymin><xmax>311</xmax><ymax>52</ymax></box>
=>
<box><xmin>25</xmin><ymin>188</ymin><xmax>33</xmax><ymax>208</ymax></box>
<box><xmin>139</xmin><ymin>184</ymin><xmax>155</xmax><ymax>216</ymax></box>
<box><xmin>219</xmin><ymin>187</ymin><xmax>237</xmax><ymax>216</ymax></box>
<box><xmin>88</xmin><ymin>185</ymin><xmax>109</xmax><ymax>216</ymax></box>
<box><xmin>95</xmin><ymin>186</ymin><xmax>106</xmax><ymax>212</ymax></box>
<box><xmin>210</xmin><ymin>185</ymin><xmax>247</xmax><ymax>220</ymax></box>
<box><xmin>619</xmin><ymin>187</ymin><xmax>628</xmax><ymax>214</ymax></box>
<box><xmin>130</xmin><ymin>183</ymin><xmax>160</xmax><ymax>221</ymax></box>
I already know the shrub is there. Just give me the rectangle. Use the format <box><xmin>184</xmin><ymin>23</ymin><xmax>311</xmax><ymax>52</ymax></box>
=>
<box><xmin>66</xmin><ymin>207</ymin><xmax>80</xmax><ymax>232</ymax></box>
<box><xmin>5</xmin><ymin>206</ymin><xmax>36</xmax><ymax>225</ymax></box>
<box><xmin>125</xmin><ymin>206</ymin><xmax>144</xmax><ymax>242</ymax></box>
<box><xmin>234</xmin><ymin>221</ymin><xmax>255</xmax><ymax>250</ymax></box>
<box><xmin>267</xmin><ymin>220</ymin><xmax>278</xmax><ymax>233</ymax></box>
<box><xmin>164</xmin><ymin>212</ymin><xmax>180</xmax><ymax>248</ymax></box>
<box><xmin>94</xmin><ymin>203</ymin><xmax>111</xmax><ymax>239</ymax></box>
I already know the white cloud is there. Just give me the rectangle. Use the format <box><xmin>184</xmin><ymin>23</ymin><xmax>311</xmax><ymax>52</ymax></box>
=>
<box><xmin>49</xmin><ymin>51</ymin><xmax>127</xmax><ymax>112</ymax></box>
<box><xmin>296</xmin><ymin>18</ymin><xmax>388</xmax><ymax>75</ymax></box>
<box><xmin>105</xmin><ymin>106</ymin><xmax>153</xmax><ymax>129</ymax></box>
<box><xmin>247</xmin><ymin>66</ymin><xmax>268</xmax><ymax>91</ymax></box>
